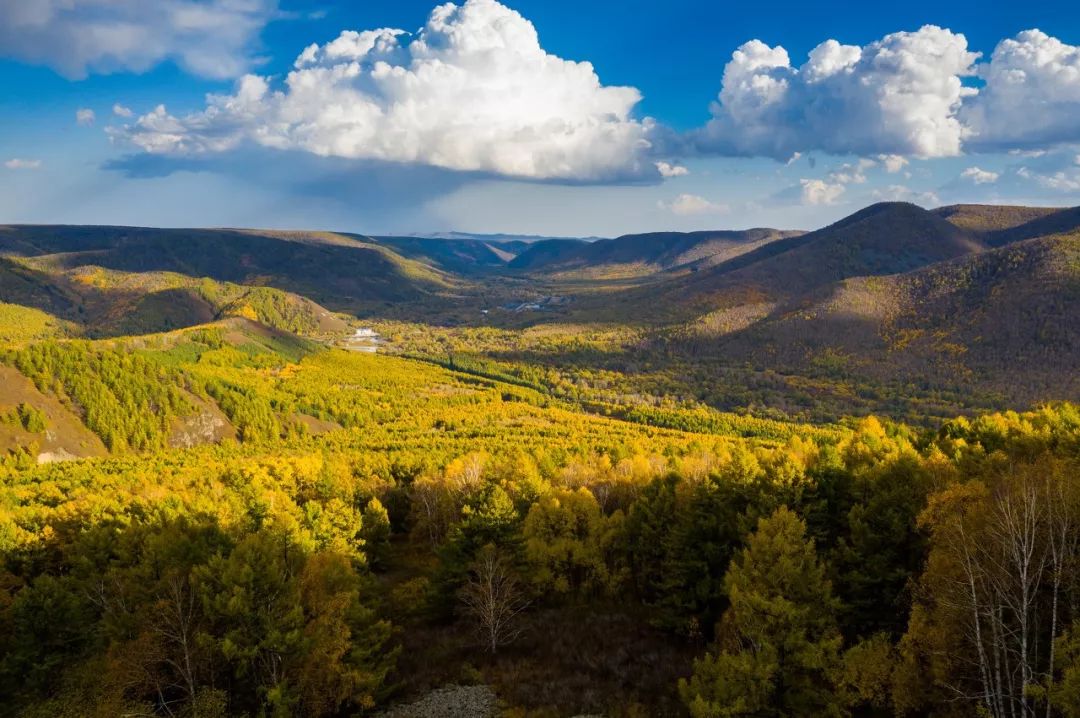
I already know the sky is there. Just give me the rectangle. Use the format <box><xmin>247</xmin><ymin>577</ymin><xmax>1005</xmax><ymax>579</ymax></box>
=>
<box><xmin>0</xmin><ymin>0</ymin><xmax>1079</xmax><ymax>237</ymax></box>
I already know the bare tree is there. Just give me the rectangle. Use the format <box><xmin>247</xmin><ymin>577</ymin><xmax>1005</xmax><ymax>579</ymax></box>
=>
<box><xmin>152</xmin><ymin>575</ymin><xmax>203</xmax><ymax>712</ymax></box>
<box><xmin>1044</xmin><ymin>464</ymin><xmax>1079</xmax><ymax>718</ymax></box>
<box><xmin>459</xmin><ymin>546</ymin><xmax>530</xmax><ymax>654</ymax></box>
<box><xmin>931</xmin><ymin>460</ymin><xmax>1080</xmax><ymax>718</ymax></box>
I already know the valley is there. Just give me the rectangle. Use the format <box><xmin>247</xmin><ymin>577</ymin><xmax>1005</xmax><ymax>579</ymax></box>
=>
<box><xmin>1</xmin><ymin>201</ymin><xmax>1079</xmax><ymax>717</ymax></box>
<box><xmin>7</xmin><ymin>1</ymin><xmax>1080</xmax><ymax>715</ymax></box>
<box><xmin>3</xmin><ymin>201</ymin><xmax>1078</xmax><ymax>434</ymax></box>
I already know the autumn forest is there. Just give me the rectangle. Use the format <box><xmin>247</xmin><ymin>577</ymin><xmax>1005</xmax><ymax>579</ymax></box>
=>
<box><xmin>0</xmin><ymin>202</ymin><xmax>1079</xmax><ymax>718</ymax></box>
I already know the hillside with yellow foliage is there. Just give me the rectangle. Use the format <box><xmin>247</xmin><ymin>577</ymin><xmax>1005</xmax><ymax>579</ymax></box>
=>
<box><xmin>1</xmin><ymin>206</ymin><xmax>1080</xmax><ymax>716</ymax></box>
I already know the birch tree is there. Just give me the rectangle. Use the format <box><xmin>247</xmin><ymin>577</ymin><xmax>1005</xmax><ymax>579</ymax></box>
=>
<box><xmin>459</xmin><ymin>545</ymin><xmax>530</xmax><ymax>654</ymax></box>
<box><xmin>905</xmin><ymin>458</ymin><xmax>1080</xmax><ymax>718</ymax></box>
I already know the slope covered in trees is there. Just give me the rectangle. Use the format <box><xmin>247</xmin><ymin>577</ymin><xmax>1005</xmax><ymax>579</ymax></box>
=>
<box><xmin>0</xmin><ymin>225</ymin><xmax>452</xmax><ymax>313</ymax></box>
<box><xmin>0</xmin><ymin>256</ymin><xmax>347</xmax><ymax>339</ymax></box>
<box><xmin>2</xmin><ymin>202</ymin><xmax>1080</xmax><ymax>715</ymax></box>
<box><xmin>507</xmin><ymin>228</ymin><xmax>803</xmax><ymax>279</ymax></box>
<box><xmin>2</xmin><ymin>343</ymin><xmax>1079</xmax><ymax>715</ymax></box>
<box><xmin>658</xmin><ymin>229</ymin><xmax>1080</xmax><ymax>419</ymax></box>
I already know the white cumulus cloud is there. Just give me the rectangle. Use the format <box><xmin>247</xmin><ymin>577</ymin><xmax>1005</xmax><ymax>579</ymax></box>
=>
<box><xmin>4</xmin><ymin>158</ymin><xmax>42</xmax><ymax>170</ymax></box>
<box><xmin>112</xmin><ymin>103</ymin><xmax>133</xmax><ymax>118</ymax></box>
<box><xmin>697</xmin><ymin>26</ymin><xmax>979</xmax><ymax>160</ymax></box>
<box><xmin>655</xmin><ymin>161</ymin><xmax>689</xmax><ymax>178</ymax></box>
<box><xmin>76</xmin><ymin>108</ymin><xmax>95</xmax><ymax>126</ymax></box>
<box><xmin>695</xmin><ymin>26</ymin><xmax>1080</xmax><ymax>166</ymax></box>
<box><xmin>658</xmin><ymin>193</ymin><xmax>729</xmax><ymax>215</ymax></box>
<box><xmin>110</xmin><ymin>0</ymin><xmax>655</xmax><ymax>182</ymax></box>
<box><xmin>826</xmin><ymin>159</ymin><xmax>877</xmax><ymax>185</ymax></box>
<box><xmin>963</xmin><ymin>30</ymin><xmax>1080</xmax><ymax>152</ymax></box>
<box><xmin>961</xmin><ymin>166</ymin><xmax>1000</xmax><ymax>184</ymax></box>
<box><xmin>1017</xmin><ymin>167</ymin><xmax>1080</xmax><ymax>192</ymax></box>
<box><xmin>877</xmin><ymin>154</ymin><xmax>909</xmax><ymax>173</ymax></box>
<box><xmin>0</xmin><ymin>0</ymin><xmax>278</xmax><ymax>80</ymax></box>
<box><xmin>799</xmin><ymin>178</ymin><xmax>846</xmax><ymax>205</ymax></box>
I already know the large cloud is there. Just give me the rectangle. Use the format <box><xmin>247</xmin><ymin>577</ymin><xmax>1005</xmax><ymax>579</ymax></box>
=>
<box><xmin>111</xmin><ymin>0</ymin><xmax>655</xmax><ymax>182</ymax></box>
<box><xmin>697</xmin><ymin>26</ymin><xmax>980</xmax><ymax>160</ymax></box>
<box><xmin>0</xmin><ymin>0</ymin><xmax>277</xmax><ymax>80</ymax></box>
<box><xmin>962</xmin><ymin>30</ymin><xmax>1080</xmax><ymax>152</ymax></box>
<box><xmin>698</xmin><ymin>26</ymin><xmax>1080</xmax><ymax>163</ymax></box>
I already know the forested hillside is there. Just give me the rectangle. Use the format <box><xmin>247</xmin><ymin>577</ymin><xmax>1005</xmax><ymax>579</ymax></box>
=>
<box><xmin>0</xmin><ymin>225</ymin><xmax>453</xmax><ymax>313</ymax></box>
<box><xmin>1</xmin><ymin>204</ymin><xmax>1080</xmax><ymax>716</ymax></box>
<box><xmin>2</xmin><ymin>326</ymin><xmax>1079</xmax><ymax>716</ymax></box>
<box><xmin>506</xmin><ymin>228</ymin><xmax>804</xmax><ymax>278</ymax></box>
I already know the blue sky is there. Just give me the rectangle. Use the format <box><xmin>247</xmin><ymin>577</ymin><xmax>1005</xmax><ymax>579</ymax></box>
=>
<box><xmin>1</xmin><ymin>0</ymin><xmax>1078</xmax><ymax>236</ymax></box>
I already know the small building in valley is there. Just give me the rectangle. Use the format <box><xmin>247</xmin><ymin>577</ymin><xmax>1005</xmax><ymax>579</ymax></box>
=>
<box><xmin>343</xmin><ymin>327</ymin><xmax>382</xmax><ymax>353</ymax></box>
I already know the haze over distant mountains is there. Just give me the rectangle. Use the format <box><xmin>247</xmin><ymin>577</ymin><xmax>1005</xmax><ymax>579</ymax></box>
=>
<box><xmin>404</xmin><ymin>231</ymin><xmax>606</xmax><ymax>244</ymax></box>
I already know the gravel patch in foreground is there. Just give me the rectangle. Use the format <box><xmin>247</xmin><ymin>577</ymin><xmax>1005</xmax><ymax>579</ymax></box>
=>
<box><xmin>378</xmin><ymin>685</ymin><xmax>499</xmax><ymax>718</ymax></box>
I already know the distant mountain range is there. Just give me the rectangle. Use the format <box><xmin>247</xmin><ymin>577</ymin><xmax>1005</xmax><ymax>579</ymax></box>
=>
<box><xmin>403</xmin><ymin>231</ymin><xmax>606</xmax><ymax>244</ymax></box>
<box><xmin>506</xmin><ymin>229</ymin><xmax>805</xmax><ymax>277</ymax></box>
<box><xmin>2</xmin><ymin>201</ymin><xmax>1078</xmax><ymax>418</ymax></box>
<box><xmin>626</xmin><ymin>202</ymin><xmax>1080</xmax><ymax>416</ymax></box>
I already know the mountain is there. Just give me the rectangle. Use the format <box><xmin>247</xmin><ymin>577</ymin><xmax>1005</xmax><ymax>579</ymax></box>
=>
<box><xmin>529</xmin><ymin>202</ymin><xmax>982</xmax><ymax>322</ymax></box>
<box><xmin>970</xmin><ymin>206</ymin><xmax>1080</xmax><ymax>247</ymax></box>
<box><xmin>695</xmin><ymin>230</ymin><xmax>1077</xmax><ymax>414</ymax></box>
<box><xmin>0</xmin><ymin>225</ymin><xmax>453</xmax><ymax>311</ymax></box>
<box><xmin>507</xmin><ymin>238</ymin><xmax>593</xmax><ymax>271</ymax></box>
<box><xmin>637</xmin><ymin>202</ymin><xmax>1080</xmax><ymax>420</ymax></box>
<box><xmin>508</xmin><ymin>228</ymin><xmax>802</xmax><ymax>278</ymax></box>
<box><xmin>406</xmin><ymin>230</ymin><xmax>604</xmax><ymax>243</ymax></box>
<box><xmin>621</xmin><ymin>202</ymin><xmax>985</xmax><ymax>319</ymax></box>
<box><xmin>721</xmin><ymin>202</ymin><xmax>983</xmax><ymax>285</ymax></box>
<box><xmin>0</xmin><ymin>253</ymin><xmax>347</xmax><ymax>339</ymax></box>
<box><xmin>933</xmin><ymin>203</ymin><xmax>1064</xmax><ymax>238</ymax></box>
<box><xmin>371</xmin><ymin>235</ymin><xmax>519</xmax><ymax>274</ymax></box>
<box><xmin>2</xmin><ymin>201</ymin><xmax>1078</xmax><ymax>424</ymax></box>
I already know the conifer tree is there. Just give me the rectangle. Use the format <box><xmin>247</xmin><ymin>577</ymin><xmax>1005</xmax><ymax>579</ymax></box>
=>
<box><xmin>680</xmin><ymin>506</ymin><xmax>845</xmax><ymax>717</ymax></box>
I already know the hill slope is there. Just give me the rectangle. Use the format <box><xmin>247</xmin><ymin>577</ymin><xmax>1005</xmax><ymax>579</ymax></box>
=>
<box><xmin>371</xmin><ymin>234</ymin><xmax>517</xmax><ymax>274</ymax></box>
<box><xmin>663</xmin><ymin>211</ymin><xmax>1080</xmax><ymax>419</ymax></box>
<box><xmin>508</xmin><ymin>229</ymin><xmax>801</xmax><ymax>278</ymax></box>
<box><xmin>0</xmin><ymin>255</ymin><xmax>347</xmax><ymax>339</ymax></box>
<box><xmin>933</xmin><ymin>203</ymin><xmax>1063</xmax><ymax>237</ymax></box>
<box><xmin>605</xmin><ymin>202</ymin><xmax>987</xmax><ymax>322</ymax></box>
<box><xmin>2</xmin><ymin>202</ymin><xmax>1078</xmax><ymax>424</ymax></box>
<box><xmin>0</xmin><ymin>225</ymin><xmax>453</xmax><ymax>310</ymax></box>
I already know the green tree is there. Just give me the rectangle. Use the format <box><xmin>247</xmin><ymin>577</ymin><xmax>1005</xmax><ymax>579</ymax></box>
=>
<box><xmin>431</xmin><ymin>484</ymin><xmax>523</xmax><ymax>614</ymax></box>
<box><xmin>832</xmin><ymin>455</ymin><xmax>930</xmax><ymax>639</ymax></box>
<box><xmin>635</xmin><ymin>474</ymin><xmax>759</xmax><ymax>634</ymax></box>
<box><xmin>295</xmin><ymin>552</ymin><xmax>396</xmax><ymax>715</ymax></box>
<box><xmin>195</xmin><ymin>530</ymin><xmax>307</xmax><ymax>717</ymax></box>
<box><xmin>1</xmin><ymin>574</ymin><xmax>93</xmax><ymax>701</ymax></box>
<box><xmin>680</xmin><ymin>507</ymin><xmax>845</xmax><ymax>718</ymax></box>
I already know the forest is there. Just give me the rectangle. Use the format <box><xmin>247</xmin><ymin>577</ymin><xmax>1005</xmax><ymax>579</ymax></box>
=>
<box><xmin>2</xmin><ymin>0</ymin><xmax>1080</xmax><ymax>704</ymax></box>
<box><xmin>0</xmin><ymin>202</ymin><xmax>1078</xmax><ymax>716</ymax></box>
<box><xmin>0</xmin><ymin>321</ymin><xmax>1079</xmax><ymax>717</ymax></box>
